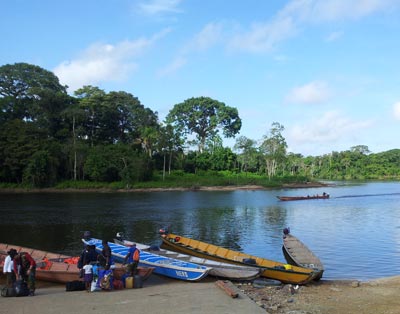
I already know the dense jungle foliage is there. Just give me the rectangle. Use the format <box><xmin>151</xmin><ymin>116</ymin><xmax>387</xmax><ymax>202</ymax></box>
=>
<box><xmin>0</xmin><ymin>63</ymin><xmax>399</xmax><ymax>188</ymax></box>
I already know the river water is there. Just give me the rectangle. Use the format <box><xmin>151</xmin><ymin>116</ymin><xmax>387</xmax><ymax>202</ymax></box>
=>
<box><xmin>1</xmin><ymin>181</ymin><xmax>399</xmax><ymax>281</ymax></box>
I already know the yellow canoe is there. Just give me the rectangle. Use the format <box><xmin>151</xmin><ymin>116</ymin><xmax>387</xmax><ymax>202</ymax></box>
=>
<box><xmin>161</xmin><ymin>233</ymin><xmax>317</xmax><ymax>285</ymax></box>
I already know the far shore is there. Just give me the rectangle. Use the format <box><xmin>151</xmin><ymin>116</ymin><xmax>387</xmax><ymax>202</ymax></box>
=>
<box><xmin>0</xmin><ymin>182</ymin><xmax>331</xmax><ymax>193</ymax></box>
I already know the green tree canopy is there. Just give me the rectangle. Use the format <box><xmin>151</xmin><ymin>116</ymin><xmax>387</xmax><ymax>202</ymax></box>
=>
<box><xmin>166</xmin><ymin>96</ymin><xmax>241</xmax><ymax>153</ymax></box>
<box><xmin>0</xmin><ymin>62</ymin><xmax>67</xmax><ymax>124</ymax></box>
<box><xmin>260</xmin><ymin>122</ymin><xmax>287</xmax><ymax>179</ymax></box>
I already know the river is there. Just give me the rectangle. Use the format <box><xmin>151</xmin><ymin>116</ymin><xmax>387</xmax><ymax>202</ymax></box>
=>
<box><xmin>1</xmin><ymin>181</ymin><xmax>399</xmax><ymax>281</ymax></box>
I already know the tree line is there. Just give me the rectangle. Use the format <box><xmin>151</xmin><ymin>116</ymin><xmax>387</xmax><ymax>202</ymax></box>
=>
<box><xmin>0</xmin><ymin>63</ymin><xmax>399</xmax><ymax>188</ymax></box>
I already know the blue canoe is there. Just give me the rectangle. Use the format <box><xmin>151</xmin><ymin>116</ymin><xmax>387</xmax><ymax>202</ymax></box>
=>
<box><xmin>82</xmin><ymin>237</ymin><xmax>211</xmax><ymax>281</ymax></box>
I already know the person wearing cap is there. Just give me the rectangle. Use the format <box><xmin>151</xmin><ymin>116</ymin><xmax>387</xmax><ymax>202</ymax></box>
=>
<box><xmin>13</xmin><ymin>251</ymin><xmax>36</xmax><ymax>296</ymax></box>
<box><xmin>123</xmin><ymin>243</ymin><xmax>140</xmax><ymax>277</ymax></box>
<box><xmin>3</xmin><ymin>249</ymin><xmax>17</xmax><ymax>287</ymax></box>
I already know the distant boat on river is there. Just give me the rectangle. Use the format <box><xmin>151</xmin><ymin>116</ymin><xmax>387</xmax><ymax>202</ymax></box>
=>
<box><xmin>277</xmin><ymin>192</ymin><xmax>329</xmax><ymax>201</ymax></box>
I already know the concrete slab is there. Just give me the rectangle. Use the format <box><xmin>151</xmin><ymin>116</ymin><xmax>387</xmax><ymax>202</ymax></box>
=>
<box><xmin>0</xmin><ymin>275</ymin><xmax>266</xmax><ymax>314</ymax></box>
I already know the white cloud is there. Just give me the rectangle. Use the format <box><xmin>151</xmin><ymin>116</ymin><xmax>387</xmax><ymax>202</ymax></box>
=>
<box><xmin>288</xmin><ymin>110</ymin><xmax>373</xmax><ymax>145</ymax></box>
<box><xmin>227</xmin><ymin>0</ymin><xmax>398</xmax><ymax>54</ymax></box>
<box><xmin>393</xmin><ymin>102</ymin><xmax>400</xmax><ymax>120</ymax></box>
<box><xmin>54</xmin><ymin>30</ymin><xmax>170</xmax><ymax>92</ymax></box>
<box><xmin>157</xmin><ymin>56</ymin><xmax>187</xmax><ymax>77</ymax></box>
<box><xmin>285</xmin><ymin>81</ymin><xmax>331</xmax><ymax>104</ymax></box>
<box><xmin>187</xmin><ymin>22</ymin><xmax>224</xmax><ymax>52</ymax></box>
<box><xmin>281</xmin><ymin>0</ymin><xmax>397</xmax><ymax>23</ymax></box>
<box><xmin>158</xmin><ymin>22</ymin><xmax>223</xmax><ymax>76</ymax></box>
<box><xmin>325</xmin><ymin>31</ymin><xmax>343</xmax><ymax>42</ymax></box>
<box><xmin>228</xmin><ymin>16</ymin><xmax>296</xmax><ymax>53</ymax></box>
<box><xmin>137</xmin><ymin>0</ymin><xmax>183</xmax><ymax>15</ymax></box>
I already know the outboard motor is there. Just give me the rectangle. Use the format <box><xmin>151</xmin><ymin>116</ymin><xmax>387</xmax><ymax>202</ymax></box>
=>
<box><xmin>115</xmin><ymin>232</ymin><xmax>124</xmax><ymax>241</ymax></box>
<box><xmin>159</xmin><ymin>227</ymin><xmax>168</xmax><ymax>235</ymax></box>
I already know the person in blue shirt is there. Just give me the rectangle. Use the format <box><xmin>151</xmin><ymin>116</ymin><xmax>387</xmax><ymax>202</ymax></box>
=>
<box><xmin>123</xmin><ymin>243</ymin><xmax>140</xmax><ymax>276</ymax></box>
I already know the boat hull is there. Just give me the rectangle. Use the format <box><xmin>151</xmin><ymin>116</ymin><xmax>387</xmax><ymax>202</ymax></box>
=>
<box><xmin>282</xmin><ymin>233</ymin><xmax>324</xmax><ymax>281</ymax></box>
<box><xmin>160</xmin><ymin>233</ymin><xmax>317</xmax><ymax>285</ymax></box>
<box><xmin>115</xmin><ymin>239</ymin><xmax>261</xmax><ymax>281</ymax></box>
<box><xmin>83</xmin><ymin>238</ymin><xmax>210</xmax><ymax>281</ymax></box>
<box><xmin>0</xmin><ymin>243</ymin><xmax>154</xmax><ymax>283</ymax></box>
<box><xmin>0</xmin><ymin>243</ymin><xmax>78</xmax><ymax>284</ymax></box>
<box><xmin>277</xmin><ymin>195</ymin><xmax>329</xmax><ymax>201</ymax></box>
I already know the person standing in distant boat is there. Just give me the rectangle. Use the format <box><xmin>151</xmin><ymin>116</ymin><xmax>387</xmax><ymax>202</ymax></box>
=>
<box><xmin>13</xmin><ymin>251</ymin><xmax>36</xmax><ymax>296</ymax></box>
<box><xmin>3</xmin><ymin>249</ymin><xmax>17</xmax><ymax>287</ymax></box>
<box><xmin>123</xmin><ymin>243</ymin><xmax>140</xmax><ymax>276</ymax></box>
<box><xmin>98</xmin><ymin>240</ymin><xmax>113</xmax><ymax>270</ymax></box>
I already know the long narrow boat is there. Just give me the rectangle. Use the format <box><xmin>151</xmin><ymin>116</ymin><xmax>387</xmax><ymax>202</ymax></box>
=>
<box><xmin>282</xmin><ymin>229</ymin><xmax>324</xmax><ymax>281</ymax></box>
<box><xmin>0</xmin><ymin>242</ymin><xmax>79</xmax><ymax>284</ymax></box>
<box><xmin>277</xmin><ymin>193</ymin><xmax>329</xmax><ymax>201</ymax></box>
<box><xmin>0</xmin><ymin>243</ymin><xmax>154</xmax><ymax>283</ymax></box>
<box><xmin>114</xmin><ymin>238</ymin><xmax>261</xmax><ymax>281</ymax></box>
<box><xmin>160</xmin><ymin>232</ymin><xmax>318</xmax><ymax>285</ymax></box>
<box><xmin>83</xmin><ymin>237</ymin><xmax>211</xmax><ymax>281</ymax></box>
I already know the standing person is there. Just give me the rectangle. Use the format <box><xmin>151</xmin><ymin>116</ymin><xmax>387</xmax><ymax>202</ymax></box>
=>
<box><xmin>3</xmin><ymin>249</ymin><xmax>17</xmax><ymax>287</ymax></box>
<box><xmin>98</xmin><ymin>239</ymin><xmax>113</xmax><ymax>270</ymax></box>
<box><xmin>123</xmin><ymin>243</ymin><xmax>140</xmax><ymax>277</ymax></box>
<box><xmin>82</xmin><ymin>260</ymin><xmax>93</xmax><ymax>292</ymax></box>
<box><xmin>13</xmin><ymin>251</ymin><xmax>36</xmax><ymax>296</ymax></box>
<box><xmin>78</xmin><ymin>245</ymin><xmax>98</xmax><ymax>270</ymax></box>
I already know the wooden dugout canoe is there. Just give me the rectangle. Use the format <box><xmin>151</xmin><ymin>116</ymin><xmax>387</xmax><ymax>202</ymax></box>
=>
<box><xmin>160</xmin><ymin>233</ymin><xmax>318</xmax><ymax>285</ymax></box>
<box><xmin>282</xmin><ymin>232</ymin><xmax>324</xmax><ymax>281</ymax></box>
<box><xmin>0</xmin><ymin>242</ymin><xmax>78</xmax><ymax>284</ymax></box>
<box><xmin>0</xmin><ymin>243</ymin><xmax>154</xmax><ymax>283</ymax></box>
<box><xmin>277</xmin><ymin>194</ymin><xmax>329</xmax><ymax>201</ymax></box>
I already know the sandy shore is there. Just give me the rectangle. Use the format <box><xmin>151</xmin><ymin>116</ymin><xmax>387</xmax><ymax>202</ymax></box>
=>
<box><xmin>2</xmin><ymin>275</ymin><xmax>400</xmax><ymax>314</ymax></box>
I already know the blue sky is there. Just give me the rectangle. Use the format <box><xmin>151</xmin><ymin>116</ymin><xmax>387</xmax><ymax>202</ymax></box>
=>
<box><xmin>2</xmin><ymin>0</ymin><xmax>400</xmax><ymax>156</ymax></box>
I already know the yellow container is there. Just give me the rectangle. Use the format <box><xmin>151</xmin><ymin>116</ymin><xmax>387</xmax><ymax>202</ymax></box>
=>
<box><xmin>125</xmin><ymin>276</ymin><xmax>134</xmax><ymax>289</ymax></box>
<box><xmin>284</xmin><ymin>264</ymin><xmax>292</xmax><ymax>270</ymax></box>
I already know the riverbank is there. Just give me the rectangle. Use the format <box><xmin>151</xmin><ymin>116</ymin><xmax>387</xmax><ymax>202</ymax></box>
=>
<box><xmin>1</xmin><ymin>275</ymin><xmax>399</xmax><ymax>314</ymax></box>
<box><xmin>0</xmin><ymin>181</ymin><xmax>330</xmax><ymax>193</ymax></box>
<box><xmin>238</xmin><ymin>275</ymin><xmax>400</xmax><ymax>313</ymax></box>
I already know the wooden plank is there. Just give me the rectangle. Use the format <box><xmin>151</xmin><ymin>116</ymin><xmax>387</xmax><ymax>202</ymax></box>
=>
<box><xmin>215</xmin><ymin>280</ymin><xmax>239</xmax><ymax>298</ymax></box>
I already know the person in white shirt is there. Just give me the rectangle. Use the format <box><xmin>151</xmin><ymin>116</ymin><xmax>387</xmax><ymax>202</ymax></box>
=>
<box><xmin>82</xmin><ymin>260</ymin><xmax>93</xmax><ymax>292</ymax></box>
<box><xmin>3</xmin><ymin>249</ymin><xmax>17</xmax><ymax>287</ymax></box>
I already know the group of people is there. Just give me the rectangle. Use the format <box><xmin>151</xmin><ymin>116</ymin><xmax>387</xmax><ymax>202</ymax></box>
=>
<box><xmin>3</xmin><ymin>248</ymin><xmax>36</xmax><ymax>296</ymax></box>
<box><xmin>2</xmin><ymin>237</ymin><xmax>141</xmax><ymax>295</ymax></box>
<box><xmin>78</xmin><ymin>239</ymin><xmax>140</xmax><ymax>292</ymax></box>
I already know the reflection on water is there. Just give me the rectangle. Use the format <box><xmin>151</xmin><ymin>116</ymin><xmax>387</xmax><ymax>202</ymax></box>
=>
<box><xmin>0</xmin><ymin>181</ymin><xmax>400</xmax><ymax>281</ymax></box>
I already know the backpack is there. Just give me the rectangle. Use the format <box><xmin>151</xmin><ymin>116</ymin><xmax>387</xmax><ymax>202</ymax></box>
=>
<box><xmin>100</xmin><ymin>273</ymin><xmax>113</xmax><ymax>290</ymax></box>
<box><xmin>1</xmin><ymin>286</ymin><xmax>16</xmax><ymax>297</ymax></box>
<box><xmin>15</xmin><ymin>280</ymin><xmax>30</xmax><ymax>297</ymax></box>
<box><xmin>65</xmin><ymin>280</ymin><xmax>86</xmax><ymax>291</ymax></box>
